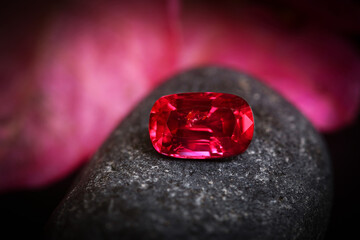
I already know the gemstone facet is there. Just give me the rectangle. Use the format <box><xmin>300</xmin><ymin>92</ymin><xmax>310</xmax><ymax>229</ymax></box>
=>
<box><xmin>149</xmin><ymin>92</ymin><xmax>254</xmax><ymax>159</ymax></box>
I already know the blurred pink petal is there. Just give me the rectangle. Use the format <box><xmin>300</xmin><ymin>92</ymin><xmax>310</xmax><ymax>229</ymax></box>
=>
<box><xmin>179</xmin><ymin>3</ymin><xmax>360</xmax><ymax>131</ymax></box>
<box><xmin>0</xmin><ymin>0</ymin><xmax>178</xmax><ymax>191</ymax></box>
<box><xmin>0</xmin><ymin>0</ymin><xmax>359</xmax><ymax>191</ymax></box>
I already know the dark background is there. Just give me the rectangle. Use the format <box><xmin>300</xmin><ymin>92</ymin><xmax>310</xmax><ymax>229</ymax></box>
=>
<box><xmin>0</xmin><ymin>0</ymin><xmax>359</xmax><ymax>239</ymax></box>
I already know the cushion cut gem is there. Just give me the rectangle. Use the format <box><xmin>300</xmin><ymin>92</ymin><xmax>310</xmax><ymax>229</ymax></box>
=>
<box><xmin>149</xmin><ymin>92</ymin><xmax>254</xmax><ymax>159</ymax></box>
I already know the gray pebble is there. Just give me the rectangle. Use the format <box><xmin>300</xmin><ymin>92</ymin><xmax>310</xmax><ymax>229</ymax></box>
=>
<box><xmin>47</xmin><ymin>67</ymin><xmax>332</xmax><ymax>240</ymax></box>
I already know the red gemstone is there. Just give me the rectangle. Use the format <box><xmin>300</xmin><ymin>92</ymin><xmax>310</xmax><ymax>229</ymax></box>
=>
<box><xmin>149</xmin><ymin>92</ymin><xmax>254</xmax><ymax>159</ymax></box>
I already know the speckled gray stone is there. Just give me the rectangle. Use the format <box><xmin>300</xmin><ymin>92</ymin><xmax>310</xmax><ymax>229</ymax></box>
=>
<box><xmin>47</xmin><ymin>67</ymin><xmax>332</xmax><ymax>240</ymax></box>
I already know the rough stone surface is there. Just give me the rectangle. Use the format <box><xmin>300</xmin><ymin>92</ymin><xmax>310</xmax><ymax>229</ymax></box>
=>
<box><xmin>47</xmin><ymin>67</ymin><xmax>332</xmax><ymax>240</ymax></box>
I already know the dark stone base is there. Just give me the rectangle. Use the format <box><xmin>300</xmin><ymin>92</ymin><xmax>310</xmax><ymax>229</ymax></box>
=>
<box><xmin>47</xmin><ymin>67</ymin><xmax>332</xmax><ymax>240</ymax></box>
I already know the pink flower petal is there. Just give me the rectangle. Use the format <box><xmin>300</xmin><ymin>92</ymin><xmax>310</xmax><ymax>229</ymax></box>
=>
<box><xmin>0</xmin><ymin>0</ymin><xmax>359</xmax><ymax>191</ymax></box>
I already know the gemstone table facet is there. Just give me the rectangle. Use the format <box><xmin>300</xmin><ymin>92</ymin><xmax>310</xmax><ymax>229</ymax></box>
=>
<box><xmin>149</xmin><ymin>92</ymin><xmax>254</xmax><ymax>159</ymax></box>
